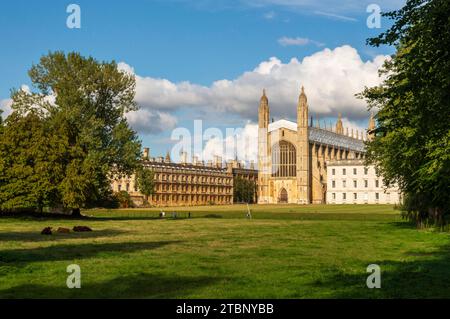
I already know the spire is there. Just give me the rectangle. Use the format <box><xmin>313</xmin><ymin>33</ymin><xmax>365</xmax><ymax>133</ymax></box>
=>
<box><xmin>336</xmin><ymin>113</ymin><xmax>344</xmax><ymax>134</ymax></box>
<box><xmin>165</xmin><ymin>151</ymin><xmax>171</xmax><ymax>162</ymax></box>
<box><xmin>297</xmin><ymin>85</ymin><xmax>308</xmax><ymax>128</ymax></box>
<box><xmin>368</xmin><ymin>111</ymin><xmax>376</xmax><ymax>141</ymax></box>
<box><xmin>258</xmin><ymin>88</ymin><xmax>270</xmax><ymax>128</ymax></box>
<box><xmin>299</xmin><ymin>85</ymin><xmax>307</xmax><ymax>105</ymax></box>
<box><xmin>260</xmin><ymin>88</ymin><xmax>268</xmax><ymax>104</ymax></box>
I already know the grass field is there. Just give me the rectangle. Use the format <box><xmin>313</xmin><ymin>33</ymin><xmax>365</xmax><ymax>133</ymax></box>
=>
<box><xmin>1</xmin><ymin>204</ymin><xmax>450</xmax><ymax>299</ymax></box>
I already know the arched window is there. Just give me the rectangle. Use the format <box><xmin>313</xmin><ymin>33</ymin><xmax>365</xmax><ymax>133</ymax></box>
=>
<box><xmin>272</xmin><ymin>141</ymin><xmax>296</xmax><ymax>177</ymax></box>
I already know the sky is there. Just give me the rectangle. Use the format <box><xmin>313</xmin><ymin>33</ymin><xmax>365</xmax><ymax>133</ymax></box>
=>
<box><xmin>0</xmin><ymin>0</ymin><xmax>405</xmax><ymax>164</ymax></box>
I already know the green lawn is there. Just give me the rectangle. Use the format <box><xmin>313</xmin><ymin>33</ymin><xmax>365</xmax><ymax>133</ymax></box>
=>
<box><xmin>1</xmin><ymin>204</ymin><xmax>450</xmax><ymax>298</ymax></box>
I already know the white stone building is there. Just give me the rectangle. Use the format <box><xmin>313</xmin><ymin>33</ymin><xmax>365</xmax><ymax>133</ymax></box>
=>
<box><xmin>326</xmin><ymin>159</ymin><xmax>401</xmax><ymax>204</ymax></box>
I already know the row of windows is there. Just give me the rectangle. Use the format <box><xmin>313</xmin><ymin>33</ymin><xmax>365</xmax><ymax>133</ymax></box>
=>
<box><xmin>116</xmin><ymin>183</ymin><xmax>231</xmax><ymax>194</ymax></box>
<box><xmin>330</xmin><ymin>192</ymin><xmax>385</xmax><ymax>200</ymax></box>
<box><xmin>331</xmin><ymin>167</ymin><xmax>370</xmax><ymax>176</ymax></box>
<box><xmin>152</xmin><ymin>194</ymin><xmax>232</xmax><ymax>202</ymax></box>
<box><xmin>157</xmin><ymin>184</ymin><xmax>231</xmax><ymax>194</ymax></box>
<box><xmin>331</xmin><ymin>179</ymin><xmax>381</xmax><ymax>188</ymax></box>
<box><xmin>154</xmin><ymin>174</ymin><xmax>231</xmax><ymax>184</ymax></box>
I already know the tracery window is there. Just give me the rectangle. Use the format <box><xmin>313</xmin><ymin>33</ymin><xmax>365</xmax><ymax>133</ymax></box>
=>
<box><xmin>272</xmin><ymin>141</ymin><xmax>296</xmax><ymax>177</ymax></box>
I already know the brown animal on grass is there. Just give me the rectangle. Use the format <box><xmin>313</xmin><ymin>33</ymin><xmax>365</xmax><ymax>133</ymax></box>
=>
<box><xmin>56</xmin><ymin>227</ymin><xmax>71</xmax><ymax>234</ymax></box>
<box><xmin>73</xmin><ymin>226</ymin><xmax>92</xmax><ymax>232</ymax></box>
<box><xmin>41</xmin><ymin>227</ymin><xmax>52</xmax><ymax>235</ymax></box>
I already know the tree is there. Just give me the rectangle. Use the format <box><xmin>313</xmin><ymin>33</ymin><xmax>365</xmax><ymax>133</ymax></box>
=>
<box><xmin>135</xmin><ymin>167</ymin><xmax>155</xmax><ymax>205</ymax></box>
<box><xmin>7</xmin><ymin>52</ymin><xmax>142</xmax><ymax>215</ymax></box>
<box><xmin>0</xmin><ymin>111</ymin><xmax>66</xmax><ymax>212</ymax></box>
<box><xmin>233</xmin><ymin>177</ymin><xmax>256</xmax><ymax>204</ymax></box>
<box><xmin>359</xmin><ymin>0</ymin><xmax>450</xmax><ymax>227</ymax></box>
<box><xmin>115</xmin><ymin>190</ymin><xmax>134</xmax><ymax>209</ymax></box>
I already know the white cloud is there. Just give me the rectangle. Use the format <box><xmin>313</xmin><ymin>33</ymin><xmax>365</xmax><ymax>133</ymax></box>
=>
<box><xmin>278</xmin><ymin>36</ymin><xmax>324</xmax><ymax>47</ymax></box>
<box><xmin>200</xmin><ymin>122</ymin><xmax>259</xmax><ymax>165</ymax></box>
<box><xmin>125</xmin><ymin>109</ymin><xmax>178</xmax><ymax>135</ymax></box>
<box><xmin>120</xmin><ymin>45</ymin><xmax>388</xmax><ymax>134</ymax></box>
<box><xmin>0</xmin><ymin>98</ymin><xmax>12</xmax><ymax>119</ymax></box>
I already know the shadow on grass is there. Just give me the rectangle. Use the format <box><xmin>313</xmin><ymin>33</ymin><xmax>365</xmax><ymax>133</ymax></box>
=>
<box><xmin>0</xmin><ymin>272</ymin><xmax>222</xmax><ymax>298</ymax></box>
<box><xmin>0</xmin><ymin>241</ymin><xmax>181</xmax><ymax>264</ymax></box>
<box><xmin>386</xmin><ymin>220</ymin><xmax>417</xmax><ymax>229</ymax></box>
<box><xmin>0</xmin><ymin>229</ymin><xmax>128</xmax><ymax>242</ymax></box>
<box><xmin>306</xmin><ymin>243</ymin><xmax>450</xmax><ymax>298</ymax></box>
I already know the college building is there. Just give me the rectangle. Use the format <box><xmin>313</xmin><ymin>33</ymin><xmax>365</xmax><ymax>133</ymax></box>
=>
<box><xmin>111</xmin><ymin>149</ymin><xmax>257</xmax><ymax>207</ymax></box>
<box><xmin>257</xmin><ymin>87</ymin><xmax>372</xmax><ymax>204</ymax></box>
<box><xmin>326</xmin><ymin>159</ymin><xmax>401</xmax><ymax>204</ymax></box>
<box><xmin>111</xmin><ymin>86</ymin><xmax>400</xmax><ymax>207</ymax></box>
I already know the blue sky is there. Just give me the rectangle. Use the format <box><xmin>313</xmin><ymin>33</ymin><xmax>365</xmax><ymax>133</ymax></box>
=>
<box><xmin>0</xmin><ymin>0</ymin><xmax>404</xmax><ymax>160</ymax></box>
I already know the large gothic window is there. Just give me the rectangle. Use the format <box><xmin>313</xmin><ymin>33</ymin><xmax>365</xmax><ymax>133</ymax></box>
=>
<box><xmin>272</xmin><ymin>141</ymin><xmax>296</xmax><ymax>177</ymax></box>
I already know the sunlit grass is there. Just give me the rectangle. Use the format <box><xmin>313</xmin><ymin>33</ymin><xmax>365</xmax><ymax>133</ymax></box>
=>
<box><xmin>1</xmin><ymin>204</ymin><xmax>449</xmax><ymax>298</ymax></box>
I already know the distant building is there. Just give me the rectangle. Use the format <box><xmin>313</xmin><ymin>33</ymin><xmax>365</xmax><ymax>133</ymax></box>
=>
<box><xmin>111</xmin><ymin>149</ymin><xmax>257</xmax><ymax>207</ymax></box>
<box><xmin>228</xmin><ymin>159</ymin><xmax>258</xmax><ymax>203</ymax></box>
<box><xmin>257</xmin><ymin>87</ymin><xmax>372</xmax><ymax>204</ymax></box>
<box><xmin>326</xmin><ymin>159</ymin><xmax>401</xmax><ymax>204</ymax></box>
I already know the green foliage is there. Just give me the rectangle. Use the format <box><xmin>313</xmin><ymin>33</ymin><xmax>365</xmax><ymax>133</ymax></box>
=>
<box><xmin>0</xmin><ymin>52</ymin><xmax>142</xmax><ymax>214</ymax></box>
<box><xmin>135</xmin><ymin>167</ymin><xmax>155</xmax><ymax>202</ymax></box>
<box><xmin>0</xmin><ymin>112</ymin><xmax>66</xmax><ymax>212</ymax></box>
<box><xmin>114</xmin><ymin>190</ymin><xmax>134</xmax><ymax>208</ymax></box>
<box><xmin>233</xmin><ymin>177</ymin><xmax>256</xmax><ymax>204</ymax></box>
<box><xmin>360</xmin><ymin>0</ymin><xmax>450</xmax><ymax>227</ymax></box>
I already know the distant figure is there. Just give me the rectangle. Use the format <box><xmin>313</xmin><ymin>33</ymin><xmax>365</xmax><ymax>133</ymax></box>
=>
<box><xmin>188</xmin><ymin>212</ymin><xmax>191</xmax><ymax>219</ymax></box>
<box><xmin>159</xmin><ymin>211</ymin><xmax>166</xmax><ymax>218</ymax></box>
<box><xmin>246</xmin><ymin>203</ymin><xmax>252</xmax><ymax>219</ymax></box>
<box><xmin>173</xmin><ymin>212</ymin><xmax>177</xmax><ymax>219</ymax></box>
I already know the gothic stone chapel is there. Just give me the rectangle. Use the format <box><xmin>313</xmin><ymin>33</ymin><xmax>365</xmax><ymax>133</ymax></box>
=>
<box><xmin>257</xmin><ymin>86</ymin><xmax>372</xmax><ymax>204</ymax></box>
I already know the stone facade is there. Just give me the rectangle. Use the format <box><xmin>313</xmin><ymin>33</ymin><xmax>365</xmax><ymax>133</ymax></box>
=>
<box><xmin>111</xmin><ymin>151</ymin><xmax>257</xmax><ymax>207</ymax></box>
<box><xmin>326</xmin><ymin>159</ymin><xmax>401</xmax><ymax>204</ymax></box>
<box><xmin>257</xmin><ymin>87</ymin><xmax>372</xmax><ymax>204</ymax></box>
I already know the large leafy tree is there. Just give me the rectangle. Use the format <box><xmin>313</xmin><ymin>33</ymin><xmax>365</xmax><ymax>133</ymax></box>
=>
<box><xmin>7</xmin><ymin>52</ymin><xmax>142</xmax><ymax>215</ymax></box>
<box><xmin>233</xmin><ymin>177</ymin><xmax>256</xmax><ymax>204</ymax></box>
<box><xmin>360</xmin><ymin>0</ymin><xmax>450</xmax><ymax>227</ymax></box>
<box><xmin>135</xmin><ymin>167</ymin><xmax>155</xmax><ymax>204</ymax></box>
<box><xmin>0</xmin><ymin>111</ymin><xmax>66</xmax><ymax>212</ymax></box>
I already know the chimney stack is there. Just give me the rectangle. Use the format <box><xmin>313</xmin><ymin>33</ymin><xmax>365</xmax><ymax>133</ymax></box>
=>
<box><xmin>193</xmin><ymin>156</ymin><xmax>199</xmax><ymax>165</ymax></box>
<box><xmin>143</xmin><ymin>148</ymin><xmax>150</xmax><ymax>160</ymax></box>
<box><xmin>181</xmin><ymin>151</ymin><xmax>188</xmax><ymax>164</ymax></box>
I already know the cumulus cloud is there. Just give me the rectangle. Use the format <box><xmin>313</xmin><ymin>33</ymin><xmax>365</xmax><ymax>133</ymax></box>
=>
<box><xmin>278</xmin><ymin>36</ymin><xmax>324</xmax><ymax>47</ymax></box>
<box><xmin>0</xmin><ymin>98</ymin><xmax>12</xmax><ymax>119</ymax></box>
<box><xmin>125</xmin><ymin>109</ymin><xmax>178</xmax><ymax>135</ymax></box>
<box><xmin>200</xmin><ymin>122</ymin><xmax>259</xmax><ymax>165</ymax></box>
<box><xmin>119</xmin><ymin>45</ymin><xmax>388</xmax><ymax>134</ymax></box>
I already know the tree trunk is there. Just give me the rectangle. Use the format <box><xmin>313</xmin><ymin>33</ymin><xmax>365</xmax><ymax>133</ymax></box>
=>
<box><xmin>72</xmin><ymin>208</ymin><xmax>81</xmax><ymax>217</ymax></box>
